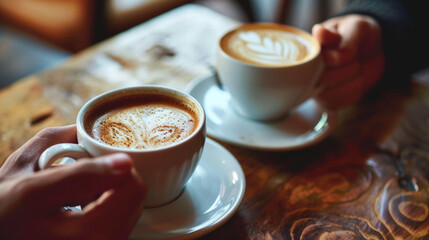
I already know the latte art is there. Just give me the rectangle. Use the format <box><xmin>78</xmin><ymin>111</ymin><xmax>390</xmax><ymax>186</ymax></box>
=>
<box><xmin>236</xmin><ymin>30</ymin><xmax>310</xmax><ymax>64</ymax></box>
<box><xmin>86</xmin><ymin>97</ymin><xmax>198</xmax><ymax>150</ymax></box>
<box><xmin>93</xmin><ymin>105</ymin><xmax>195</xmax><ymax>149</ymax></box>
<box><xmin>221</xmin><ymin>24</ymin><xmax>317</xmax><ymax>66</ymax></box>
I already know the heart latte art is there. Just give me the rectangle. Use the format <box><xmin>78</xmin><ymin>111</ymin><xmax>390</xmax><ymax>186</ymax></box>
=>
<box><xmin>85</xmin><ymin>96</ymin><xmax>198</xmax><ymax>150</ymax></box>
<box><xmin>221</xmin><ymin>24</ymin><xmax>316</xmax><ymax>66</ymax></box>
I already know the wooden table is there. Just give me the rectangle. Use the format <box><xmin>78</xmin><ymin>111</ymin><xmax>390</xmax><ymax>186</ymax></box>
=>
<box><xmin>1</xmin><ymin>4</ymin><xmax>429</xmax><ymax>240</ymax></box>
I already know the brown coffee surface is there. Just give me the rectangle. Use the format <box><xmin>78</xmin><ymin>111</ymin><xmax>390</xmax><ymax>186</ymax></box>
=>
<box><xmin>221</xmin><ymin>24</ymin><xmax>317</xmax><ymax>66</ymax></box>
<box><xmin>85</xmin><ymin>95</ymin><xmax>198</xmax><ymax>150</ymax></box>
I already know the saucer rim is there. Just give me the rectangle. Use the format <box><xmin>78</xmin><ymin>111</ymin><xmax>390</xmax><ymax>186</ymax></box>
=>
<box><xmin>186</xmin><ymin>75</ymin><xmax>338</xmax><ymax>151</ymax></box>
<box><xmin>130</xmin><ymin>138</ymin><xmax>246</xmax><ymax>240</ymax></box>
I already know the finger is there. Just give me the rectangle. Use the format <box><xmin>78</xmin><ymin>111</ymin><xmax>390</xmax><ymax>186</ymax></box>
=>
<box><xmin>321</xmin><ymin>48</ymin><xmax>356</xmax><ymax>67</ymax></box>
<box><xmin>313</xmin><ymin>17</ymin><xmax>354</xmax><ymax>67</ymax></box>
<box><xmin>360</xmin><ymin>52</ymin><xmax>385</xmax><ymax>92</ymax></box>
<box><xmin>19</xmin><ymin>153</ymin><xmax>141</xmax><ymax>212</ymax></box>
<box><xmin>24</xmin><ymin>168</ymin><xmax>145</xmax><ymax>240</ymax></box>
<box><xmin>312</xmin><ymin>23</ymin><xmax>341</xmax><ymax>48</ymax></box>
<box><xmin>44</xmin><ymin>170</ymin><xmax>146</xmax><ymax>240</ymax></box>
<box><xmin>318</xmin><ymin>15</ymin><xmax>377</xmax><ymax>68</ymax></box>
<box><xmin>318</xmin><ymin>51</ymin><xmax>384</xmax><ymax>110</ymax></box>
<box><xmin>317</xmin><ymin>75</ymin><xmax>365</xmax><ymax>110</ymax></box>
<box><xmin>1</xmin><ymin>125</ymin><xmax>78</xmax><ymax>175</ymax></box>
<box><xmin>79</xmin><ymin>171</ymin><xmax>146</xmax><ymax>239</ymax></box>
<box><xmin>320</xmin><ymin>61</ymin><xmax>360</xmax><ymax>88</ymax></box>
<box><xmin>334</xmin><ymin>14</ymin><xmax>383</xmax><ymax>62</ymax></box>
<box><xmin>338</xmin><ymin>15</ymin><xmax>382</xmax><ymax>58</ymax></box>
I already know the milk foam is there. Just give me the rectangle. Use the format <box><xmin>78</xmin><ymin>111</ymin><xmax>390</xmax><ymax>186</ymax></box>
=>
<box><xmin>224</xmin><ymin>29</ymin><xmax>313</xmax><ymax>66</ymax></box>
<box><xmin>92</xmin><ymin>104</ymin><xmax>196</xmax><ymax>149</ymax></box>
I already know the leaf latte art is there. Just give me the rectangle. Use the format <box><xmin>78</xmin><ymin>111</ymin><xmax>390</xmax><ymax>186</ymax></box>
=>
<box><xmin>221</xmin><ymin>25</ymin><xmax>316</xmax><ymax>66</ymax></box>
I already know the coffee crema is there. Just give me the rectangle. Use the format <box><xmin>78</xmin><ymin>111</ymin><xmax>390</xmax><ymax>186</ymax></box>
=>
<box><xmin>85</xmin><ymin>95</ymin><xmax>198</xmax><ymax>150</ymax></box>
<box><xmin>220</xmin><ymin>24</ymin><xmax>317</xmax><ymax>66</ymax></box>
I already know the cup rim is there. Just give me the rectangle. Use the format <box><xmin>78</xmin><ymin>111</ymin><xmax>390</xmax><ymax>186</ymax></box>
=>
<box><xmin>218</xmin><ymin>22</ymin><xmax>321</xmax><ymax>69</ymax></box>
<box><xmin>76</xmin><ymin>85</ymin><xmax>206</xmax><ymax>153</ymax></box>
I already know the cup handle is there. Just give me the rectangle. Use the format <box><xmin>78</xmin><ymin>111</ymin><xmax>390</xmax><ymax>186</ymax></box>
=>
<box><xmin>308</xmin><ymin>85</ymin><xmax>324</xmax><ymax>99</ymax></box>
<box><xmin>38</xmin><ymin>143</ymin><xmax>91</xmax><ymax>170</ymax></box>
<box><xmin>298</xmin><ymin>61</ymin><xmax>325</xmax><ymax>103</ymax></box>
<box><xmin>208</xmin><ymin>65</ymin><xmax>224</xmax><ymax>90</ymax></box>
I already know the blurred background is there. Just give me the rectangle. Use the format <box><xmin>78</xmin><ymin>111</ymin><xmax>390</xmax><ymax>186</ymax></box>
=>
<box><xmin>0</xmin><ymin>0</ymin><xmax>346</xmax><ymax>89</ymax></box>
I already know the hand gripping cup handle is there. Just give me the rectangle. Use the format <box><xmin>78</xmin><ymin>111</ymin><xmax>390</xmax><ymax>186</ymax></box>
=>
<box><xmin>38</xmin><ymin>143</ymin><xmax>91</xmax><ymax>170</ymax></box>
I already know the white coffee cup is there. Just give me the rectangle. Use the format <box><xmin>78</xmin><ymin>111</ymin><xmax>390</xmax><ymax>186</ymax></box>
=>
<box><xmin>38</xmin><ymin>86</ymin><xmax>206</xmax><ymax>207</ymax></box>
<box><xmin>216</xmin><ymin>23</ymin><xmax>324</xmax><ymax>121</ymax></box>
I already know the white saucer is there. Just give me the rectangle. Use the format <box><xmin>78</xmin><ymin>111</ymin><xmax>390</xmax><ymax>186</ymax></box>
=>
<box><xmin>186</xmin><ymin>75</ymin><xmax>338</xmax><ymax>151</ymax></box>
<box><xmin>130</xmin><ymin>138</ymin><xmax>246</xmax><ymax>240</ymax></box>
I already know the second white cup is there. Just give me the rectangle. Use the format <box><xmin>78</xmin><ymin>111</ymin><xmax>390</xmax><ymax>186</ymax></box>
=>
<box><xmin>216</xmin><ymin>23</ymin><xmax>324</xmax><ymax>121</ymax></box>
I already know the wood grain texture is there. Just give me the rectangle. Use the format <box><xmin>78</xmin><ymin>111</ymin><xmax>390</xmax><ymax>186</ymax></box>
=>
<box><xmin>1</xmin><ymin>4</ymin><xmax>428</xmax><ymax>240</ymax></box>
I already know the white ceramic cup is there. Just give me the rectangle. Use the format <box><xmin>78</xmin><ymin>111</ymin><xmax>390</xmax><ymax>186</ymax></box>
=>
<box><xmin>216</xmin><ymin>23</ymin><xmax>324</xmax><ymax>121</ymax></box>
<box><xmin>38</xmin><ymin>86</ymin><xmax>206</xmax><ymax>207</ymax></box>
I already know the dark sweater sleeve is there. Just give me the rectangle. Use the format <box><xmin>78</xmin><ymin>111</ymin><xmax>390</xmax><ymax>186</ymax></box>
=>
<box><xmin>338</xmin><ymin>0</ymin><xmax>429</xmax><ymax>86</ymax></box>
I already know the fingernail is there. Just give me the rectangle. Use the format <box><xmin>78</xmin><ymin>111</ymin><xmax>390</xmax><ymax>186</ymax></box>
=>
<box><xmin>103</xmin><ymin>153</ymin><xmax>133</xmax><ymax>174</ymax></box>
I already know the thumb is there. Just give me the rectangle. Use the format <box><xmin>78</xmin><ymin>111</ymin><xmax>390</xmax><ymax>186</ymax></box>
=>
<box><xmin>1</xmin><ymin>125</ymin><xmax>78</xmax><ymax>177</ymax></box>
<box><xmin>312</xmin><ymin>22</ymin><xmax>355</xmax><ymax>67</ymax></box>
<box><xmin>312</xmin><ymin>23</ymin><xmax>341</xmax><ymax>48</ymax></box>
